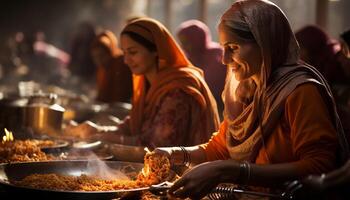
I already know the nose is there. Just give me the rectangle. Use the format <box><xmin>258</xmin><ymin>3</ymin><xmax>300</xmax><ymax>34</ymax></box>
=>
<box><xmin>222</xmin><ymin>49</ymin><xmax>232</xmax><ymax>65</ymax></box>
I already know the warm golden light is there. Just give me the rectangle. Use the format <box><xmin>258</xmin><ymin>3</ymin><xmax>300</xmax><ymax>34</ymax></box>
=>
<box><xmin>231</xmin><ymin>74</ymin><xmax>239</xmax><ymax>101</ymax></box>
<box><xmin>2</xmin><ymin>128</ymin><xmax>14</xmax><ymax>143</ymax></box>
<box><xmin>141</xmin><ymin>163</ymin><xmax>150</xmax><ymax>177</ymax></box>
<box><xmin>144</xmin><ymin>147</ymin><xmax>151</xmax><ymax>153</ymax></box>
<box><xmin>141</xmin><ymin>147</ymin><xmax>151</xmax><ymax>176</ymax></box>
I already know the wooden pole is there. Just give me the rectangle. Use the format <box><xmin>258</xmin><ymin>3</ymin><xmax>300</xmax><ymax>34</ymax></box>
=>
<box><xmin>164</xmin><ymin>0</ymin><xmax>172</xmax><ymax>29</ymax></box>
<box><xmin>199</xmin><ymin>0</ymin><xmax>207</xmax><ymax>23</ymax></box>
<box><xmin>316</xmin><ymin>0</ymin><xmax>329</xmax><ymax>30</ymax></box>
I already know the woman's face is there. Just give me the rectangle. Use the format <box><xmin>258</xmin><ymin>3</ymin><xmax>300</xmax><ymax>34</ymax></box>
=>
<box><xmin>218</xmin><ymin>25</ymin><xmax>262</xmax><ymax>82</ymax></box>
<box><xmin>120</xmin><ymin>34</ymin><xmax>158</xmax><ymax>76</ymax></box>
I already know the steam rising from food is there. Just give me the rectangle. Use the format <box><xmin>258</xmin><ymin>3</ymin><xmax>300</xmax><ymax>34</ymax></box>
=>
<box><xmin>14</xmin><ymin>152</ymin><xmax>171</xmax><ymax>191</ymax></box>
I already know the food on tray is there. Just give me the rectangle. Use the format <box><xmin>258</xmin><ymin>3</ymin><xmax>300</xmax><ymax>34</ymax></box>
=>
<box><xmin>137</xmin><ymin>152</ymin><xmax>171</xmax><ymax>185</ymax></box>
<box><xmin>14</xmin><ymin>153</ymin><xmax>171</xmax><ymax>191</ymax></box>
<box><xmin>15</xmin><ymin>174</ymin><xmax>141</xmax><ymax>191</ymax></box>
<box><xmin>0</xmin><ymin>139</ymin><xmax>55</xmax><ymax>163</ymax></box>
<box><xmin>0</xmin><ymin>129</ymin><xmax>65</xmax><ymax>163</ymax></box>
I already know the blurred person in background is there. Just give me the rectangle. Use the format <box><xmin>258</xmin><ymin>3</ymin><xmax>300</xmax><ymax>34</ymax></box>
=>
<box><xmin>337</xmin><ymin>28</ymin><xmax>350</xmax><ymax>78</ymax></box>
<box><xmin>177</xmin><ymin>19</ymin><xmax>227</xmax><ymax>117</ymax></box>
<box><xmin>5</xmin><ymin>31</ymin><xmax>69</xmax><ymax>86</ymax></box>
<box><xmin>295</xmin><ymin>25</ymin><xmax>350</xmax><ymax>86</ymax></box>
<box><xmin>91</xmin><ymin>30</ymin><xmax>132</xmax><ymax>103</ymax></box>
<box><xmin>65</xmin><ymin>17</ymin><xmax>220</xmax><ymax>148</ymax></box>
<box><xmin>296</xmin><ymin>25</ymin><xmax>350</xmax><ymax>144</ymax></box>
<box><xmin>67</xmin><ymin>22</ymin><xmax>97</xmax><ymax>95</ymax></box>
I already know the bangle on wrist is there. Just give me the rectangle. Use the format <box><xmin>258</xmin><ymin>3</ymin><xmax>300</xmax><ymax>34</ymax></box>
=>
<box><xmin>237</xmin><ymin>161</ymin><xmax>251</xmax><ymax>185</ymax></box>
<box><xmin>179</xmin><ymin>146</ymin><xmax>191</xmax><ymax>167</ymax></box>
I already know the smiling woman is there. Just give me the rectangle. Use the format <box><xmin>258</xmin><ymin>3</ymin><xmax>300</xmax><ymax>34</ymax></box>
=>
<box><xmin>120</xmin><ymin>32</ymin><xmax>158</xmax><ymax>80</ymax></box>
<box><xmin>64</xmin><ymin>17</ymin><xmax>220</xmax><ymax>148</ymax></box>
<box><xmin>152</xmin><ymin>0</ymin><xmax>350</xmax><ymax>199</ymax></box>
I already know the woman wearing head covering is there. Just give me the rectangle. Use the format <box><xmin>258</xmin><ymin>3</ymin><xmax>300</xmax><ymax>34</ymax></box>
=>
<box><xmin>295</xmin><ymin>25</ymin><xmax>349</xmax><ymax>85</ymax></box>
<box><xmin>296</xmin><ymin>26</ymin><xmax>350</xmax><ymax>151</ymax></box>
<box><xmin>91</xmin><ymin>30</ymin><xmax>133</xmax><ymax>103</ymax></box>
<box><xmin>152</xmin><ymin>0</ymin><xmax>349</xmax><ymax>199</ymax></box>
<box><xmin>65</xmin><ymin>18</ymin><xmax>220</xmax><ymax>148</ymax></box>
<box><xmin>176</xmin><ymin>20</ymin><xmax>227</xmax><ymax>115</ymax></box>
<box><xmin>68</xmin><ymin>22</ymin><xmax>97</xmax><ymax>83</ymax></box>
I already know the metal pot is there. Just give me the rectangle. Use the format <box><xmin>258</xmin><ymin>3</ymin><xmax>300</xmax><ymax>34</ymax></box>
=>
<box><xmin>0</xmin><ymin>93</ymin><xmax>65</xmax><ymax>138</ymax></box>
<box><xmin>24</xmin><ymin>93</ymin><xmax>65</xmax><ymax>136</ymax></box>
<box><xmin>24</xmin><ymin>104</ymin><xmax>65</xmax><ymax>136</ymax></box>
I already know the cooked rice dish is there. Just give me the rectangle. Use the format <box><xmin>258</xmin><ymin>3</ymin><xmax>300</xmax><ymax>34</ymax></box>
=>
<box><xmin>14</xmin><ymin>152</ymin><xmax>171</xmax><ymax>191</ymax></box>
<box><xmin>0</xmin><ymin>139</ymin><xmax>55</xmax><ymax>163</ymax></box>
<box><xmin>137</xmin><ymin>152</ymin><xmax>171</xmax><ymax>184</ymax></box>
<box><xmin>28</xmin><ymin>139</ymin><xmax>55</xmax><ymax>148</ymax></box>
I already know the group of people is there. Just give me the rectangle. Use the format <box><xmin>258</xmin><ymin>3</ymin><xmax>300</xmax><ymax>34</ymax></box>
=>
<box><xmin>64</xmin><ymin>0</ymin><xmax>350</xmax><ymax>199</ymax></box>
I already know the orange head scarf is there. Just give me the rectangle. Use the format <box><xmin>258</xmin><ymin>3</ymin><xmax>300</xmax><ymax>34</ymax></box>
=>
<box><xmin>121</xmin><ymin>17</ymin><xmax>220</xmax><ymax>145</ymax></box>
<box><xmin>92</xmin><ymin>30</ymin><xmax>125</xmax><ymax>102</ymax></box>
<box><xmin>92</xmin><ymin>30</ymin><xmax>122</xmax><ymax>56</ymax></box>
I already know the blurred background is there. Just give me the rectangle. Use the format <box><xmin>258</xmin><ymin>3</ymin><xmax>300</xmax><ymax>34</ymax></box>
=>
<box><xmin>0</xmin><ymin>0</ymin><xmax>349</xmax><ymax>96</ymax></box>
<box><xmin>1</xmin><ymin>0</ymin><xmax>349</xmax><ymax>45</ymax></box>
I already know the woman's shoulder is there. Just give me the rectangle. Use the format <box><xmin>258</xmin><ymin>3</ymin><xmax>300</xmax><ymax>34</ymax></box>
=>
<box><xmin>285</xmin><ymin>82</ymin><xmax>329</xmax><ymax>112</ymax></box>
<box><xmin>287</xmin><ymin>82</ymin><xmax>324</xmax><ymax>102</ymax></box>
<box><xmin>162</xmin><ymin>88</ymin><xmax>194</xmax><ymax>100</ymax></box>
<box><xmin>292</xmin><ymin>82</ymin><xmax>321</xmax><ymax>93</ymax></box>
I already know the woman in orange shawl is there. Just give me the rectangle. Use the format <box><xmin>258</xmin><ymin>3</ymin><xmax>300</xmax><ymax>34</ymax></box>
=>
<box><xmin>91</xmin><ymin>30</ymin><xmax>133</xmax><ymax>103</ymax></box>
<box><xmin>153</xmin><ymin>0</ymin><xmax>349</xmax><ymax>199</ymax></box>
<box><xmin>65</xmin><ymin>18</ymin><xmax>220</xmax><ymax>148</ymax></box>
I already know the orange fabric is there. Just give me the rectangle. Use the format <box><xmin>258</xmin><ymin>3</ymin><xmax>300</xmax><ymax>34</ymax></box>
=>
<box><xmin>200</xmin><ymin>121</ymin><xmax>230</xmax><ymax>160</ymax></box>
<box><xmin>92</xmin><ymin>30</ymin><xmax>122</xmax><ymax>56</ymax></box>
<box><xmin>219</xmin><ymin>0</ymin><xmax>348</xmax><ymax>163</ymax></box>
<box><xmin>93</xmin><ymin>31</ymin><xmax>132</xmax><ymax>103</ymax></box>
<box><xmin>122</xmin><ymin>18</ymin><xmax>220</xmax><ymax>144</ymax></box>
<box><xmin>202</xmin><ymin>83</ymin><xmax>339</xmax><ymax>174</ymax></box>
<box><xmin>122</xmin><ymin>18</ymin><xmax>189</xmax><ymax>70</ymax></box>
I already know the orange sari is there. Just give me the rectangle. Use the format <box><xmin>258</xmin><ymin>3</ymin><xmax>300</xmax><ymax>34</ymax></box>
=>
<box><xmin>122</xmin><ymin>18</ymin><xmax>220</xmax><ymax>145</ymax></box>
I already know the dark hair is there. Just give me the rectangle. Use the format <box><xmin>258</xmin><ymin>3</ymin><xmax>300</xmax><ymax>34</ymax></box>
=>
<box><xmin>341</xmin><ymin>28</ymin><xmax>350</xmax><ymax>47</ymax></box>
<box><xmin>121</xmin><ymin>31</ymin><xmax>157</xmax><ymax>52</ymax></box>
<box><xmin>231</xmin><ymin>28</ymin><xmax>256</xmax><ymax>42</ymax></box>
<box><xmin>219</xmin><ymin>21</ymin><xmax>256</xmax><ymax>43</ymax></box>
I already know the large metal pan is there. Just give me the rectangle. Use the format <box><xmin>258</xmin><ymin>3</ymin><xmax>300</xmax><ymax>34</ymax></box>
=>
<box><xmin>0</xmin><ymin>160</ymin><xmax>173</xmax><ymax>199</ymax></box>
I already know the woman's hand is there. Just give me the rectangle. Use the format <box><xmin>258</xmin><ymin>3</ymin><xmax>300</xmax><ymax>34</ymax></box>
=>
<box><xmin>153</xmin><ymin>147</ymin><xmax>178</xmax><ymax>165</ymax></box>
<box><xmin>169</xmin><ymin>160</ymin><xmax>230</xmax><ymax>199</ymax></box>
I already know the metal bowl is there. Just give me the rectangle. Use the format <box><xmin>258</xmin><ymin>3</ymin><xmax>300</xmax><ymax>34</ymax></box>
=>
<box><xmin>39</xmin><ymin>139</ymin><xmax>70</xmax><ymax>154</ymax></box>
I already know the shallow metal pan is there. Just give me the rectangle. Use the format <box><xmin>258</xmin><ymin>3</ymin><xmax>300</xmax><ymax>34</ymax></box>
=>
<box><xmin>0</xmin><ymin>160</ymin><xmax>168</xmax><ymax>199</ymax></box>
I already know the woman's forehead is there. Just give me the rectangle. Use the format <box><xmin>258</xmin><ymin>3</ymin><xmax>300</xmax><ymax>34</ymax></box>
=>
<box><xmin>218</xmin><ymin>25</ymin><xmax>240</xmax><ymax>46</ymax></box>
<box><xmin>120</xmin><ymin>35</ymin><xmax>137</xmax><ymax>48</ymax></box>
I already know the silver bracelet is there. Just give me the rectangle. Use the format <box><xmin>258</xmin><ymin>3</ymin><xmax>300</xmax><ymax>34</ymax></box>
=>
<box><xmin>238</xmin><ymin>161</ymin><xmax>251</xmax><ymax>185</ymax></box>
<box><xmin>179</xmin><ymin>146</ymin><xmax>191</xmax><ymax>167</ymax></box>
<box><xmin>244</xmin><ymin>161</ymin><xmax>251</xmax><ymax>185</ymax></box>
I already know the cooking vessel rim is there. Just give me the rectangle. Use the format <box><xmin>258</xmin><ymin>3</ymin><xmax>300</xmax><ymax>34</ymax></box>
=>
<box><xmin>0</xmin><ymin>160</ymin><xmax>174</xmax><ymax>194</ymax></box>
